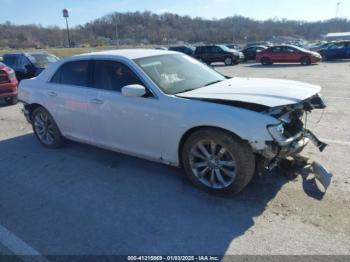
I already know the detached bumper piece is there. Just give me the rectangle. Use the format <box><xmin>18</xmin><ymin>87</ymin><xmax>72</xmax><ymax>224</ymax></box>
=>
<box><xmin>299</xmin><ymin>158</ymin><xmax>333</xmax><ymax>193</ymax></box>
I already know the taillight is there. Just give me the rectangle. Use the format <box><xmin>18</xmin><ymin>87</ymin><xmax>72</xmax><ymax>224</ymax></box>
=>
<box><xmin>0</xmin><ymin>70</ymin><xmax>9</xmax><ymax>84</ymax></box>
<box><xmin>7</xmin><ymin>68</ymin><xmax>16</xmax><ymax>80</ymax></box>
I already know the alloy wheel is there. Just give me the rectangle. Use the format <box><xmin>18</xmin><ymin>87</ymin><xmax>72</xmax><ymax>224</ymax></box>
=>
<box><xmin>33</xmin><ymin>112</ymin><xmax>56</xmax><ymax>145</ymax></box>
<box><xmin>189</xmin><ymin>139</ymin><xmax>237</xmax><ymax>189</ymax></box>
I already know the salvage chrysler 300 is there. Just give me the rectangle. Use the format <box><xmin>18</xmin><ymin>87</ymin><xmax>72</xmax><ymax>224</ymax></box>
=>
<box><xmin>18</xmin><ymin>50</ymin><xmax>329</xmax><ymax>194</ymax></box>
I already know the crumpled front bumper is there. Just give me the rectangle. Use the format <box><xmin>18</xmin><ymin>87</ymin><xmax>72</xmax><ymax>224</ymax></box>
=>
<box><xmin>262</xmin><ymin>127</ymin><xmax>328</xmax><ymax>162</ymax></box>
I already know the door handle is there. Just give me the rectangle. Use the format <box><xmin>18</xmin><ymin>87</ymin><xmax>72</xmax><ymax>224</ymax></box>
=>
<box><xmin>90</xmin><ymin>99</ymin><xmax>104</xmax><ymax>105</ymax></box>
<box><xmin>48</xmin><ymin>91</ymin><xmax>57</xmax><ymax>97</ymax></box>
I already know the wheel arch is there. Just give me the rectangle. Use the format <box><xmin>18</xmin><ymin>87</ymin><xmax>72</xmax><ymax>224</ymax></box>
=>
<box><xmin>25</xmin><ymin>103</ymin><xmax>46</xmax><ymax>121</ymax></box>
<box><xmin>177</xmin><ymin>125</ymin><xmax>247</xmax><ymax>167</ymax></box>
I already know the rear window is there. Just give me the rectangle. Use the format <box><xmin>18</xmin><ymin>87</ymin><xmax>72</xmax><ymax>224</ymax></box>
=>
<box><xmin>27</xmin><ymin>53</ymin><xmax>59</xmax><ymax>68</ymax></box>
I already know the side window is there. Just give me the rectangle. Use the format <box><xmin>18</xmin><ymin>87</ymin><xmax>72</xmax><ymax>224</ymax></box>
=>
<box><xmin>50</xmin><ymin>60</ymin><xmax>90</xmax><ymax>87</ymax></box>
<box><xmin>271</xmin><ymin>47</ymin><xmax>282</xmax><ymax>53</ymax></box>
<box><xmin>93</xmin><ymin>60</ymin><xmax>143</xmax><ymax>92</ymax></box>
<box><xmin>285</xmin><ymin>47</ymin><xmax>296</xmax><ymax>53</ymax></box>
<box><xmin>3</xmin><ymin>55</ymin><xmax>18</xmax><ymax>69</ymax></box>
<box><xmin>211</xmin><ymin>46</ymin><xmax>221</xmax><ymax>53</ymax></box>
<box><xmin>50</xmin><ymin>67</ymin><xmax>61</xmax><ymax>83</ymax></box>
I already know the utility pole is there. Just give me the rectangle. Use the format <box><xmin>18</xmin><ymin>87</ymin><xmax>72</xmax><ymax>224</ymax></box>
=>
<box><xmin>336</xmin><ymin>2</ymin><xmax>340</xmax><ymax>18</ymax></box>
<box><xmin>115</xmin><ymin>23</ymin><xmax>119</xmax><ymax>45</ymax></box>
<box><xmin>63</xmin><ymin>9</ymin><xmax>71</xmax><ymax>48</ymax></box>
<box><xmin>115</xmin><ymin>14</ymin><xmax>119</xmax><ymax>45</ymax></box>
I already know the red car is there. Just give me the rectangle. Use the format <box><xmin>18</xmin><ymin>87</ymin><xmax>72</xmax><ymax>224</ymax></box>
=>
<box><xmin>256</xmin><ymin>45</ymin><xmax>322</xmax><ymax>65</ymax></box>
<box><xmin>0</xmin><ymin>62</ymin><xmax>18</xmax><ymax>105</ymax></box>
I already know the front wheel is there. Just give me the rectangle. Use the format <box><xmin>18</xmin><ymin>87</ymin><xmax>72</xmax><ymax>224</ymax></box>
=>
<box><xmin>301</xmin><ymin>57</ymin><xmax>311</xmax><ymax>65</ymax></box>
<box><xmin>182</xmin><ymin>128</ymin><xmax>255</xmax><ymax>195</ymax></box>
<box><xmin>32</xmin><ymin>107</ymin><xmax>65</xmax><ymax>148</ymax></box>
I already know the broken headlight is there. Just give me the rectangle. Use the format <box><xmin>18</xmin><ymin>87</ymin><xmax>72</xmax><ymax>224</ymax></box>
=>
<box><xmin>267</xmin><ymin>123</ymin><xmax>285</xmax><ymax>142</ymax></box>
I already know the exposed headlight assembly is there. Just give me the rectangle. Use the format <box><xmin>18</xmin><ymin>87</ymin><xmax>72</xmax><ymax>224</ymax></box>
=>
<box><xmin>267</xmin><ymin>123</ymin><xmax>285</xmax><ymax>142</ymax></box>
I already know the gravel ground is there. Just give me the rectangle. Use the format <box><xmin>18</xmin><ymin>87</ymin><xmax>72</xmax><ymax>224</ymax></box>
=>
<box><xmin>0</xmin><ymin>61</ymin><xmax>349</xmax><ymax>256</ymax></box>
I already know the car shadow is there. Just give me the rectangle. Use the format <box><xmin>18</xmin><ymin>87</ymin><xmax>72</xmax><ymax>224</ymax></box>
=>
<box><xmin>0</xmin><ymin>99</ymin><xmax>16</xmax><ymax>108</ymax></box>
<box><xmin>322</xmin><ymin>59</ymin><xmax>350</xmax><ymax>64</ymax></box>
<box><xmin>244</xmin><ymin>63</ymin><xmax>319</xmax><ymax>68</ymax></box>
<box><xmin>0</xmin><ymin>134</ymin><xmax>292</xmax><ymax>255</ymax></box>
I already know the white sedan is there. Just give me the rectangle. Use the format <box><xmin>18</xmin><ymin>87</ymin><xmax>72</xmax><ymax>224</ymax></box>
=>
<box><xmin>18</xmin><ymin>49</ymin><xmax>327</xmax><ymax>194</ymax></box>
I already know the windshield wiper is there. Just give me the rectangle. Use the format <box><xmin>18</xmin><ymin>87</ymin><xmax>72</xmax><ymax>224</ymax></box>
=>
<box><xmin>204</xmin><ymin>80</ymin><xmax>223</xmax><ymax>86</ymax></box>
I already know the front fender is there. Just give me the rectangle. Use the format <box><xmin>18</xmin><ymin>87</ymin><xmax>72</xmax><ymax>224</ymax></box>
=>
<box><xmin>160</xmin><ymin>97</ymin><xmax>279</xmax><ymax>165</ymax></box>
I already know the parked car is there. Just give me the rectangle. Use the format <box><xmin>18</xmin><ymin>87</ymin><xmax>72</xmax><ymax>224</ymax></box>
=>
<box><xmin>223</xmin><ymin>44</ymin><xmax>240</xmax><ymax>50</ymax></box>
<box><xmin>18</xmin><ymin>49</ymin><xmax>329</xmax><ymax>194</ymax></box>
<box><xmin>154</xmin><ymin>46</ymin><xmax>168</xmax><ymax>50</ymax></box>
<box><xmin>168</xmin><ymin>46</ymin><xmax>195</xmax><ymax>57</ymax></box>
<box><xmin>318</xmin><ymin>41</ymin><xmax>350</xmax><ymax>61</ymax></box>
<box><xmin>0</xmin><ymin>62</ymin><xmax>18</xmax><ymax>105</ymax></box>
<box><xmin>2</xmin><ymin>52</ymin><xmax>59</xmax><ymax>81</ymax></box>
<box><xmin>241</xmin><ymin>45</ymin><xmax>267</xmax><ymax>61</ymax></box>
<box><xmin>256</xmin><ymin>45</ymin><xmax>322</xmax><ymax>65</ymax></box>
<box><xmin>246</xmin><ymin>42</ymin><xmax>272</xmax><ymax>48</ymax></box>
<box><xmin>195</xmin><ymin>45</ymin><xmax>244</xmax><ymax>65</ymax></box>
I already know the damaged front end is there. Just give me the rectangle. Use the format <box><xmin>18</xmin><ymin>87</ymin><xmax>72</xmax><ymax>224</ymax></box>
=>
<box><xmin>258</xmin><ymin>94</ymin><xmax>332</xmax><ymax>191</ymax></box>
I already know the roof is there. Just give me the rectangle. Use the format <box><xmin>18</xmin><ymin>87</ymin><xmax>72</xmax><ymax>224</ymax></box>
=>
<box><xmin>325</xmin><ymin>32</ymin><xmax>350</xmax><ymax>37</ymax></box>
<box><xmin>3</xmin><ymin>51</ymin><xmax>49</xmax><ymax>56</ymax></box>
<box><xmin>77</xmin><ymin>49</ymin><xmax>176</xmax><ymax>60</ymax></box>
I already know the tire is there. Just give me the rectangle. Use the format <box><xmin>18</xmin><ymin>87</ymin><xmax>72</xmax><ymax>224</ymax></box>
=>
<box><xmin>31</xmin><ymin>107</ymin><xmax>65</xmax><ymax>149</ymax></box>
<box><xmin>224</xmin><ymin>56</ymin><xmax>233</xmax><ymax>66</ymax></box>
<box><xmin>301</xmin><ymin>56</ymin><xmax>311</xmax><ymax>65</ymax></box>
<box><xmin>4</xmin><ymin>96</ymin><xmax>18</xmax><ymax>105</ymax></box>
<box><xmin>261</xmin><ymin>57</ymin><xmax>271</xmax><ymax>65</ymax></box>
<box><xmin>182</xmin><ymin>128</ymin><xmax>255</xmax><ymax>195</ymax></box>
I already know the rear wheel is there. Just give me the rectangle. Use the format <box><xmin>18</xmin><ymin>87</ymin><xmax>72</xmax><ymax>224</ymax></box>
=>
<box><xmin>32</xmin><ymin>107</ymin><xmax>65</xmax><ymax>148</ymax></box>
<box><xmin>224</xmin><ymin>56</ymin><xmax>233</xmax><ymax>66</ymax></box>
<box><xmin>182</xmin><ymin>128</ymin><xmax>255</xmax><ymax>195</ymax></box>
<box><xmin>261</xmin><ymin>57</ymin><xmax>271</xmax><ymax>65</ymax></box>
<box><xmin>4</xmin><ymin>96</ymin><xmax>18</xmax><ymax>105</ymax></box>
<box><xmin>301</xmin><ymin>56</ymin><xmax>311</xmax><ymax>65</ymax></box>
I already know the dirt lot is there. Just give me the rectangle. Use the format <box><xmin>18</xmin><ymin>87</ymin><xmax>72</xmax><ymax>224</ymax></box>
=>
<box><xmin>0</xmin><ymin>61</ymin><xmax>349</xmax><ymax>256</ymax></box>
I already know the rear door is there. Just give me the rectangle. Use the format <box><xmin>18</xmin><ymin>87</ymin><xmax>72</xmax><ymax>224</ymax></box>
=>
<box><xmin>47</xmin><ymin>60</ymin><xmax>94</xmax><ymax>142</ymax></box>
<box><xmin>211</xmin><ymin>46</ymin><xmax>224</xmax><ymax>62</ymax></box>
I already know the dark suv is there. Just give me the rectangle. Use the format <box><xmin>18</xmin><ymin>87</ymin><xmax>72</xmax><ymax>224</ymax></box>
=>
<box><xmin>3</xmin><ymin>52</ymin><xmax>59</xmax><ymax>81</ymax></box>
<box><xmin>195</xmin><ymin>45</ymin><xmax>244</xmax><ymax>65</ymax></box>
<box><xmin>168</xmin><ymin>46</ymin><xmax>195</xmax><ymax>57</ymax></box>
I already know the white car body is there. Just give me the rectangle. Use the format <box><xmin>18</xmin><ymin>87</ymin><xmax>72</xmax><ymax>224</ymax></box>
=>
<box><xmin>18</xmin><ymin>49</ymin><xmax>325</xmax><ymax>168</ymax></box>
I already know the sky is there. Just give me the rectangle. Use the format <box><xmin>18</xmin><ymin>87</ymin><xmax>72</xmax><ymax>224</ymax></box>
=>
<box><xmin>0</xmin><ymin>0</ymin><xmax>349</xmax><ymax>27</ymax></box>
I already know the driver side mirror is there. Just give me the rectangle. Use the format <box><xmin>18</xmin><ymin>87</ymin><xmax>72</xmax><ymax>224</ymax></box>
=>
<box><xmin>121</xmin><ymin>84</ymin><xmax>147</xmax><ymax>97</ymax></box>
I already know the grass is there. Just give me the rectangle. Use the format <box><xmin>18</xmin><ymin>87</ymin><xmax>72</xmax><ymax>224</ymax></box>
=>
<box><xmin>0</xmin><ymin>45</ymin><xmax>153</xmax><ymax>58</ymax></box>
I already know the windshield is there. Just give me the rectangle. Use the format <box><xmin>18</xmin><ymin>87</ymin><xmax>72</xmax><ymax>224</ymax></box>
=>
<box><xmin>134</xmin><ymin>54</ymin><xmax>226</xmax><ymax>95</ymax></box>
<box><xmin>219</xmin><ymin>45</ymin><xmax>234</xmax><ymax>52</ymax></box>
<box><xmin>27</xmin><ymin>53</ymin><xmax>60</xmax><ymax>68</ymax></box>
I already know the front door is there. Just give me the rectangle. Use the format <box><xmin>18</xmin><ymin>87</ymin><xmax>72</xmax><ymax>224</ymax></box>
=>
<box><xmin>88</xmin><ymin>60</ymin><xmax>162</xmax><ymax>159</ymax></box>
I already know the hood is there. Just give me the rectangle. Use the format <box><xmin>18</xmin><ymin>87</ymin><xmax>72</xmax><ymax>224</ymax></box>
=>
<box><xmin>177</xmin><ymin>77</ymin><xmax>321</xmax><ymax>108</ymax></box>
<box><xmin>305</xmin><ymin>50</ymin><xmax>321</xmax><ymax>57</ymax></box>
